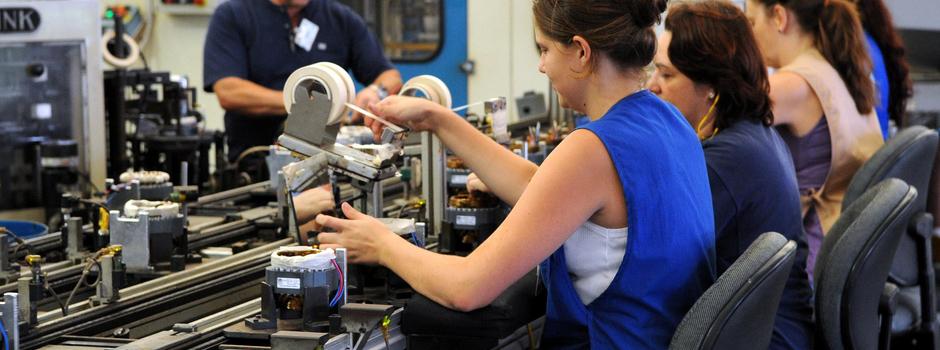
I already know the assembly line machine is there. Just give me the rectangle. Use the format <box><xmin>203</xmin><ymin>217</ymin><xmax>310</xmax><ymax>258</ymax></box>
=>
<box><xmin>0</xmin><ymin>1</ymin><xmax>553</xmax><ymax>347</ymax></box>
<box><xmin>0</xmin><ymin>52</ymin><xmax>544</xmax><ymax>349</ymax></box>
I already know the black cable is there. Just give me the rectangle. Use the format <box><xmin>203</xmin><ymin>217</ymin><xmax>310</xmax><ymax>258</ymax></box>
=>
<box><xmin>78</xmin><ymin>198</ymin><xmax>109</xmax><ymax>212</ymax></box>
<box><xmin>63</xmin><ymin>256</ymin><xmax>102</xmax><ymax>316</ymax></box>
<box><xmin>10</xmin><ymin>241</ymin><xmax>32</xmax><ymax>260</ymax></box>
<box><xmin>353</xmin><ymin>322</ymin><xmax>380</xmax><ymax>350</ymax></box>
<box><xmin>77</xmin><ymin>172</ymin><xmax>102</xmax><ymax>194</ymax></box>
<box><xmin>138</xmin><ymin>50</ymin><xmax>150</xmax><ymax>71</ymax></box>
<box><xmin>2</xmin><ymin>229</ymin><xmax>33</xmax><ymax>259</ymax></box>
<box><xmin>45</xmin><ymin>280</ymin><xmax>68</xmax><ymax>316</ymax></box>
<box><xmin>84</xmin><ymin>260</ymin><xmax>103</xmax><ymax>288</ymax></box>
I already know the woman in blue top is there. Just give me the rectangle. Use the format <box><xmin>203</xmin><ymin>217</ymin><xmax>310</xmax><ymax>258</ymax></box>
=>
<box><xmin>853</xmin><ymin>0</ymin><xmax>913</xmax><ymax>139</ymax></box>
<box><xmin>315</xmin><ymin>0</ymin><xmax>715</xmax><ymax>348</ymax></box>
<box><xmin>648</xmin><ymin>2</ymin><xmax>813</xmax><ymax>349</ymax></box>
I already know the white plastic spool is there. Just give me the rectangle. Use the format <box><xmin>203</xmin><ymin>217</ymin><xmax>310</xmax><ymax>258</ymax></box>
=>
<box><xmin>124</xmin><ymin>200</ymin><xmax>179</xmax><ymax>218</ymax></box>
<box><xmin>282</xmin><ymin>62</ymin><xmax>356</xmax><ymax>126</ymax></box>
<box><xmin>101</xmin><ymin>30</ymin><xmax>141</xmax><ymax>68</ymax></box>
<box><xmin>119</xmin><ymin>170</ymin><xmax>170</xmax><ymax>184</ymax></box>
<box><xmin>399</xmin><ymin>75</ymin><xmax>453</xmax><ymax>109</ymax></box>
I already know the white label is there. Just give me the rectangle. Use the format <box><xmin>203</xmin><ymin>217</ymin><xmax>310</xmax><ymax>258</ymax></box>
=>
<box><xmin>294</xmin><ymin>18</ymin><xmax>319</xmax><ymax>52</ymax></box>
<box><xmin>32</xmin><ymin>103</ymin><xmax>51</xmax><ymax>119</ymax></box>
<box><xmin>451</xmin><ymin>174</ymin><xmax>468</xmax><ymax>184</ymax></box>
<box><xmin>456</xmin><ymin>215</ymin><xmax>476</xmax><ymax>226</ymax></box>
<box><xmin>276</xmin><ymin>277</ymin><xmax>301</xmax><ymax>290</ymax></box>
<box><xmin>492</xmin><ymin>100</ymin><xmax>509</xmax><ymax>142</ymax></box>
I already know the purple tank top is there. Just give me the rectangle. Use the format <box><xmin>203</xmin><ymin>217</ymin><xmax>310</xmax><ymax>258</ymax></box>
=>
<box><xmin>779</xmin><ymin>116</ymin><xmax>832</xmax><ymax>191</ymax></box>
<box><xmin>776</xmin><ymin>116</ymin><xmax>832</xmax><ymax>281</ymax></box>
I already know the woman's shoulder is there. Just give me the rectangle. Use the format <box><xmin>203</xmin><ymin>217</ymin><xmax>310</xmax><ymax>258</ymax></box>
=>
<box><xmin>611</xmin><ymin>90</ymin><xmax>677</xmax><ymax>115</ymax></box>
<box><xmin>596</xmin><ymin>91</ymin><xmax>690</xmax><ymax>133</ymax></box>
<box><xmin>704</xmin><ymin>121</ymin><xmax>793</xmax><ymax>177</ymax></box>
<box><xmin>770</xmin><ymin>71</ymin><xmax>815</xmax><ymax>108</ymax></box>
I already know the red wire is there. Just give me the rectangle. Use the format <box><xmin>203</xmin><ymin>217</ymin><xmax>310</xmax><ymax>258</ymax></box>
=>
<box><xmin>330</xmin><ymin>258</ymin><xmax>344</xmax><ymax>306</ymax></box>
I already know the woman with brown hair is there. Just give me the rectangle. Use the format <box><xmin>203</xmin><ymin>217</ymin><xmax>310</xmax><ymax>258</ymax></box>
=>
<box><xmin>648</xmin><ymin>2</ymin><xmax>812</xmax><ymax>348</ymax></box>
<box><xmin>311</xmin><ymin>0</ymin><xmax>718</xmax><ymax>347</ymax></box>
<box><xmin>746</xmin><ymin>0</ymin><xmax>884</xmax><ymax>277</ymax></box>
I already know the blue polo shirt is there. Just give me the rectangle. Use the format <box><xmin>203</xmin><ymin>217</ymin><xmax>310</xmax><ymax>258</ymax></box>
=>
<box><xmin>203</xmin><ymin>0</ymin><xmax>393</xmax><ymax>161</ymax></box>
<box><xmin>703</xmin><ymin>119</ymin><xmax>814</xmax><ymax>350</ymax></box>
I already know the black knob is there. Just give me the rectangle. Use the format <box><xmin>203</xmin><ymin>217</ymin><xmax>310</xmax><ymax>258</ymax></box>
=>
<box><xmin>26</xmin><ymin>63</ymin><xmax>45</xmax><ymax>77</ymax></box>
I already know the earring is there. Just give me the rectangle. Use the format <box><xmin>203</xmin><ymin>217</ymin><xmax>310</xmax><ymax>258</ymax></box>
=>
<box><xmin>707</xmin><ymin>92</ymin><xmax>716</xmax><ymax>100</ymax></box>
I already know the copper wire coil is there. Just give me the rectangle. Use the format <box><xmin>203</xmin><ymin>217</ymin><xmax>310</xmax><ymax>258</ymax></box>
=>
<box><xmin>446</xmin><ymin>156</ymin><xmax>466</xmax><ymax>169</ymax></box>
<box><xmin>448</xmin><ymin>192</ymin><xmax>497</xmax><ymax>208</ymax></box>
<box><xmin>276</xmin><ymin>248</ymin><xmax>323</xmax><ymax>257</ymax></box>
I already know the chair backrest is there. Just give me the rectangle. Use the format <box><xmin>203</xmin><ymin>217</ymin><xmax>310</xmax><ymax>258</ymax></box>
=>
<box><xmin>669</xmin><ymin>232</ymin><xmax>796</xmax><ymax>350</ymax></box>
<box><xmin>842</xmin><ymin>126</ymin><xmax>939</xmax><ymax>286</ymax></box>
<box><xmin>816</xmin><ymin>179</ymin><xmax>917</xmax><ymax>350</ymax></box>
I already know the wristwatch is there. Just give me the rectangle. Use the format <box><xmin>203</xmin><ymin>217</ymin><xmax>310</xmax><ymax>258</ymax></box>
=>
<box><xmin>368</xmin><ymin>83</ymin><xmax>389</xmax><ymax>100</ymax></box>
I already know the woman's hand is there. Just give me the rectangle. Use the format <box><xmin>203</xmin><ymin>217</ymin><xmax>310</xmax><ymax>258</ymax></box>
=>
<box><xmin>350</xmin><ymin>86</ymin><xmax>382</xmax><ymax>123</ymax></box>
<box><xmin>466</xmin><ymin>172</ymin><xmax>491</xmax><ymax>193</ymax></box>
<box><xmin>316</xmin><ymin>203</ymin><xmax>399</xmax><ymax>265</ymax></box>
<box><xmin>366</xmin><ymin>96</ymin><xmax>446</xmax><ymax>142</ymax></box>
<box><xmin>293</xmin><ymin>185</ymin><xmax>334</xmax><ymax>224</ymax></box>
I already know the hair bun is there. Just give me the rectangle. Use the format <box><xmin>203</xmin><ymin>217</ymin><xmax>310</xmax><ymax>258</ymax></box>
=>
<box><xmin>620</xmin><ymin>0</ymin><xmax>668</xmax><ymax>28</ymax></box>
<box><xmin>533</xmin><ymin>0</ymin><xmax>666</xmax><ymax>69</ymax></box>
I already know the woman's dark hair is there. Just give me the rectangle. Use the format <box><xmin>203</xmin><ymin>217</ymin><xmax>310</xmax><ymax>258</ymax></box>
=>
<box><xmin>755</xmin><ymin>0</ymin><xmax>874</xmax><ymax>115</ymax></box>
<box><xmin>532</xmin><ymin>0</ymin><xmax>668</xmax><ymax>70</ymax></box>
<box><xmin>665</xmin><ymin>1</ymin><xmax>774</xmax><ymax>129</ymax></box>
<box><xmin>855</xmin><ymin>0</ymin><xmax>912</xmax><ymax>126</ymax></box>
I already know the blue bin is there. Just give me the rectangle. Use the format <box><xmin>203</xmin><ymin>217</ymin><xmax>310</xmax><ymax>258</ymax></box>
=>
<box><xmin>0</xmin><ymin>220</ymin><xmax>49</xmax><ymax>239</ymax></box>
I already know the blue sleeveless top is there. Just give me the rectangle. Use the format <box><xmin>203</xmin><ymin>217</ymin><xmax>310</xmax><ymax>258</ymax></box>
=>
<box><xmin>540</xmin><ymin>90</ymin><xmax>716</xmax><ymax>349</ymax></box>
<box><xmin>864</xmin><ymin>31</ymin><xmax>891</xmax><ymax>140</ymax></box>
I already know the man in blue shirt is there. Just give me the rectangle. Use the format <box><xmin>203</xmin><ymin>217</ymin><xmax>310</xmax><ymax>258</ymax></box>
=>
<box><xmin>204</xmin><ymin>0</ymin><xmax>402</xmax><ymax>163</ymax></box>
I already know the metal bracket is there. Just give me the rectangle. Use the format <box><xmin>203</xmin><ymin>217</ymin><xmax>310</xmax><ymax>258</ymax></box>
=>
<box><xmin>65</xmin><ymin>216</ymin><xmax>84</xmax><ymax>261</ymax></box>
<box><xmin>282</xmin><ymin>153</ymin><xmax>331</xmax><ymax>194</ymax></box>
<box><xmin>172</xmin><ymin>323</ymin><xmax>197</xmax><ymax>333</ymax></box>
<box><xmin>90</xmin><ymin>253</ymin><xmax>124</xmax><ymax>305</ymax></box>
<box><xmin>271</xmin><ymin>331</ymin><xmax>329</xmax><ymax>350</ymax></box>
<box><xmin>0</xmin><ymin>292</ymin><xmax>19</xmax><ymax>350</ymax></box>
<box><xmin>109</xmin><ymin>211</ymin><xmax>185</xmax><ymax>271</ymax></box>
<box><xmin>0</xmin><ymin>233</ymin><xmax>11</xmax><ymax>280</ymax></box>
<box><xmin>283</xmin><ymin>88</ymin><xmax>338</xmax><ymax>149</ymax></box>
<box><xmin>340</xmin><ymin>304</ymin><xmax>395</xmax><ymax>334</ymax></box>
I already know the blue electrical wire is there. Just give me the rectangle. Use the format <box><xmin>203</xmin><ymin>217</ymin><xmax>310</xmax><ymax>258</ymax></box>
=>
<box><xmin>329</xmin><ymin>258</ymin><xmax>344</xmax><ymax>308</ymax></box>
<box><xmin>0</xmin><ymin>317</ymin><xmax>10</xmax><ymax>350</ymax></box>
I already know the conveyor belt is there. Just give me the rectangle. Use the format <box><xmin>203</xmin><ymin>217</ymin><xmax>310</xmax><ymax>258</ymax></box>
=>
<box><xmin>23</xmin><ymin>238</ymin><xmax>292</xmax><ymax>349</ymax></box>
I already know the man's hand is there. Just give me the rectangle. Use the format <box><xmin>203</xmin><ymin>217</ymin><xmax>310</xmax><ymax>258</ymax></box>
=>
<box><xmin>213</xmin><ymin>77</ymin><xmax>287</xmax><ymax>116</ymax></box>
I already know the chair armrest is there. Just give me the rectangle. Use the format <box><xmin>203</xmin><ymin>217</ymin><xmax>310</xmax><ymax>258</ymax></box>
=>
<box><xmin>880</xmin><ymin>282</ymin><xmax>900</xmax><ymax>350</ymax></box>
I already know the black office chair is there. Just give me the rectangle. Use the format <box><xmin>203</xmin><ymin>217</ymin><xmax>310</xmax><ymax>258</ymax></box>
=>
<box><xmin>669</xmin><ymin>232</ymin><xmax>796</xmax><ymax>350</ymax></box>
<box><xmin>817</xmin><ymin>179</ymin><xmax>918</xmax><ymax>350</ymax></box>
<box><xmin>842</xmin><ymin>126</ymin><xmax>940</xmax><ymax>348</ymax></box>
<box><xmin>402</xmin><ymin>269</ymin><xmax>546</xmax><ymax>349</ymax></box>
